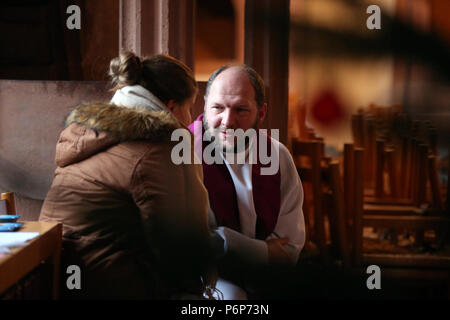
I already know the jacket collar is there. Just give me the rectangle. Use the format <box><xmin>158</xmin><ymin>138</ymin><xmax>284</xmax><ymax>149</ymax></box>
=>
<box><xmin>56</xmin><ymin>103</ymin><xmax>181</xmax><ymax>167</ymax></box>
<box><xmin>65</xmin><ymin>102</ymin><xmax>181</xmax><ymax>141</ymax></box>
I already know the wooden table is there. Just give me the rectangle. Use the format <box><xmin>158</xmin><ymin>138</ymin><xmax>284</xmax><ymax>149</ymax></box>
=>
<box><xmin>0</xmin><ymin>221</ymin><xmax>62</xmax><ymax>299</ymax></box>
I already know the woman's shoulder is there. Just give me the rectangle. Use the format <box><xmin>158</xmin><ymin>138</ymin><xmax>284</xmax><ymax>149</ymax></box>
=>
<box><xmin>66</xmin><ymin>102</ymin><xmax>181</xmax><ymax>143</ymax></box>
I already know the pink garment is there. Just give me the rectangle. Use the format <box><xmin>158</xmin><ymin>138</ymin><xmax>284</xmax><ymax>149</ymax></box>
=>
<box><xmin>188</xmin><ymin>114</ymin><xmax>280</xmax><ymax>240</ymax></box>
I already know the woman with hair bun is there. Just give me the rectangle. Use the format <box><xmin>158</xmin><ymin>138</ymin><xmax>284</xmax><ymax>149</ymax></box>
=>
<box><xmin>40</xmin><ymin>52</ymin><xmax>216</xmax><ymax>299</ymax></box>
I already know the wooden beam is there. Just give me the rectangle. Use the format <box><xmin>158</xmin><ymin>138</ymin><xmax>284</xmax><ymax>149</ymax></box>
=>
<box><xmin>244</xmin><ymin>0</ymin><xmax>289</xmax><ymax>144</ymax></box>
<box><xmin>363</xmin><ymin>253</ymin><xmax>450</xmax><ymax>269</ymax></box>
<box><xmin>363</xmin><ymin>204</ymin><xmax>425</xmax><ymax>215</ymax></box>
<box><xmin>363</xmin><ymin>215</ymin><xmax>450</xmax><ymax>229</ymax></box>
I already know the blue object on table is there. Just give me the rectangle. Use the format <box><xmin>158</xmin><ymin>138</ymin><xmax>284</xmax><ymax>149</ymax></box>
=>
<box><xmin>0</xmin><ymin>215</ymin><xmax>20</xmax><ymax>223</ymax></box>
<box><xmin>0</xmin><ymin>223</ymin><xmax>23</xmax><ymax>232</ymax></box>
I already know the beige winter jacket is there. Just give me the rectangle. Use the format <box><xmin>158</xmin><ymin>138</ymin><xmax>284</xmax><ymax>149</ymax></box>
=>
<box><xmin>40</xmin><ymin>103</ymin><xmax>212</xmax><ymax>299</ymax></box>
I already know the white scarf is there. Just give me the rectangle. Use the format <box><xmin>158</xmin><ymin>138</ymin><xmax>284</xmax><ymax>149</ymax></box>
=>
<box><xmin>110</xmin><ymin>85</ymin><xmax>169</xmax><ymax>112</ymax></box>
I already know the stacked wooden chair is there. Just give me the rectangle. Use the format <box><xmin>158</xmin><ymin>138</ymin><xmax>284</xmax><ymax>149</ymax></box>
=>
<box><xmin>344</xmin><ymin>144</ymin><xmax>450</xmax><ymax>296</ymax></box>
<box><xmin>352</xmin><ymin>106</ymin><xmax>449</xmax><ymax>245</ymax></box>
<box><xmin>346</xmin><ymin>105</ymin><xmax>450</xmax><ymax>296</ymax></box>
<box><xmin>292</xmin><ymin>138</ymin><xmax>350</xmax><ymax>267</ymax></box>
<box><xmin>352</xmin><ymin>105</ymin><xmax>445</xmax><ymax>209</ymax></box>
<box><xmin>345</xmin><ymin>143</ymin><xmax>450</xmax><ymax>257</ymax></box>
<box><xmin>292</xmin><ymin>139</ymin><xmax>328</xmax><ymax>263</ymax></box>
<box><xmin>292</xmin><ymin>104</ymin><xmax>449</xmax><ymax>296</ymax></box>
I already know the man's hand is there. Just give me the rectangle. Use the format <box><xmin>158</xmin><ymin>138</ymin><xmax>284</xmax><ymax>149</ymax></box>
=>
<box><xmin>266</xmin><ymin>237</ymin><xmax>291</xmax><ymax>265</ymax></box>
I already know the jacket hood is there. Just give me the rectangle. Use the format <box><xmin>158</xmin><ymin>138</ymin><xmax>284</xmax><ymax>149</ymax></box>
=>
<box><xmin>56</xmin><ymin>102</ymin><xmax>181</xmax><ymax>167</ymax></box>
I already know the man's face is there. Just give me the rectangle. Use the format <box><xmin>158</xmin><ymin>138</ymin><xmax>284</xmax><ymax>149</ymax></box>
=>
<box><xmin>203</xmin><ymin>67</ymin><xmax>267</xmax><ymax>153</ymax></box>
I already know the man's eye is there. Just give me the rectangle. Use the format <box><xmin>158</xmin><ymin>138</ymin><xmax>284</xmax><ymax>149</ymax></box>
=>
<box><xmin>212</xmin><ymin>106</ymin><xmax>223</xmax><ymax>110</ymax></box>
<box><xmin>237</xmin><ymin>109</ymin><xmax>249</xmax><ymax>113</ymax></box>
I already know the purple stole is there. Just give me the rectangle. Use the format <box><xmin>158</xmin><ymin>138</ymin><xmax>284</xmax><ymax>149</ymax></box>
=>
<box><xmin>188</xmin><ymin>114</ymin><xmax>281</xmax><ymax>240</ymax></box>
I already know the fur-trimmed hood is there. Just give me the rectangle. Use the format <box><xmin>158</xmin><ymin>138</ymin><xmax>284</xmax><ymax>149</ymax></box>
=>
<box><xmin>56</xmin><ymin>102</ymin><xmax>182</xmax><ymax>167</ymax></box>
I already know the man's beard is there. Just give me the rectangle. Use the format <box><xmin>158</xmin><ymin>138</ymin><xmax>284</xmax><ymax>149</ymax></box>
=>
<box><xmin>203</xmin><ymin>113</ymin><xmax>259</xmax><ymax>154</ymax></box>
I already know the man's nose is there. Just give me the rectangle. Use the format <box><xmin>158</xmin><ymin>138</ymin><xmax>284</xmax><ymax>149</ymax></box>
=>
<box><xmin>221</xmin><ymin>109</ymin><xmax>236</xmax><ymax>129</ymax></box>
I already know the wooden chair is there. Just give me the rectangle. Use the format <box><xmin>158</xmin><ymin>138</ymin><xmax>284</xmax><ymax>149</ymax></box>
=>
<box><xmin>292</xmin><ymin>139</ymin><xmax>329</xmax><ymax>264</ymax></box>
<box><xmin>352</xmin><ymin>107</ymin><xmax>445</xmax><ymax>213</ymax></box>
<box><xmin>291</xmin><ymin>138</ymin><xmax>351</xmax><ymax>267</ymax></box>
<box><xmin>447</xmin><ymin>143</ymin><xmax>450</xmax><ymax>214</ymax></box>
<box><xmin>326</xmin><ymin>160</ymin><xmax>351</xmax><ymax>268</ymax></box>
<box><xmin>351</xmin><ymin>108</ymin><xmax>446</xmax><ymax>248</ymax></box>
<box><xmin>0</xmin><ymin>192</ymin><xmax>16</xmax><ymax>215</ymax></box>
<box><xmin>349</xmin><ymin>146</ymin><xmax>450</xmax><ymax>291</ymax></box>
<box><xmin>345</xmin><ymin>141</ymin><xmax>449</xmax><ymax>235</ymax></box>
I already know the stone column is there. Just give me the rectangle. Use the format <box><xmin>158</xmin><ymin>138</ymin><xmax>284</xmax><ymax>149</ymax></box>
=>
<box><xmin>119</xmin><ymin>0</ymin><xmax>195</xmax><ymax>69</ymax></box>
<box><xmin>245</xmin><ymin>0</ymin><xmax>290</xmax><ymax>144</ymax></box>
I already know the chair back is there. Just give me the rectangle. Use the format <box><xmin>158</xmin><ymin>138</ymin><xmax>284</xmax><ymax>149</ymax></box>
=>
<box><xmin>0</xmin><ymin>192</ymin><xmax>16</xmax><ymax>215</ymax></box>
<box><xmin>292</xmin><ymin>139</ymin><xmax>328</xmax><ymax>263</ymax></box>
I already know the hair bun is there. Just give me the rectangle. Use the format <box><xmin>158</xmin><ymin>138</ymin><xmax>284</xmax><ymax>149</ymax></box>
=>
<box><xmin>109</xmin><ymin>51</ymin><xmax>143</xmax><ymax>88</ymax></box>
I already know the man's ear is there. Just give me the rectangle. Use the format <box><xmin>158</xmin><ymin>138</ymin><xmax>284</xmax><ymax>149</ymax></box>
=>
<box><xmin>167</xmin><ymin>99</ymin><xmax>176</xmax><ymax>112</ymax></box>
<box><xmin>203</xmin><ymin>96</ymin><xmax>208</xmax><ymax>109</ymax></box>
<box><xmin>203</xmin><ymin>96</ymin><xmax>209</xmax><ymax>114</ymax></box>
<box><xmin>258</xmin><ymin>103</ymin><xmax>268</xmax><ymax>124</ymax></box>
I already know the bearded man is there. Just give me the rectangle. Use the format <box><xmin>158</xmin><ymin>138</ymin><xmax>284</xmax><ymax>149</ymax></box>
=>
<box><xmin>188</xmin><ymin>65</ymin><xmax>305</xmax><ymax>299</ymax></box>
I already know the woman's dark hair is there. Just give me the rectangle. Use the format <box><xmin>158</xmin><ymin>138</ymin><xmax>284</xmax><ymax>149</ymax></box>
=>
<box><xmin>109</xmin><ymin>51</ymin><xmax>197</xmax><ymax>104</ymax></box>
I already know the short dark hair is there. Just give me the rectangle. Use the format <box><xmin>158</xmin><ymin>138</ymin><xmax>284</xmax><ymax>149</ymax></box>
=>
<box><xmin>205</xmin><ymin>65</ymin><xmax>266</xmax><ymax>108</ymax></box>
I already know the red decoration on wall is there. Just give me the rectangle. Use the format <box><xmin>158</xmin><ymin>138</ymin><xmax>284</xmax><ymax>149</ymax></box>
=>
<box><xmin>311</xmin><ymin>89</ymin><xmax>344</xmax><ymax>127</ymax></box>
